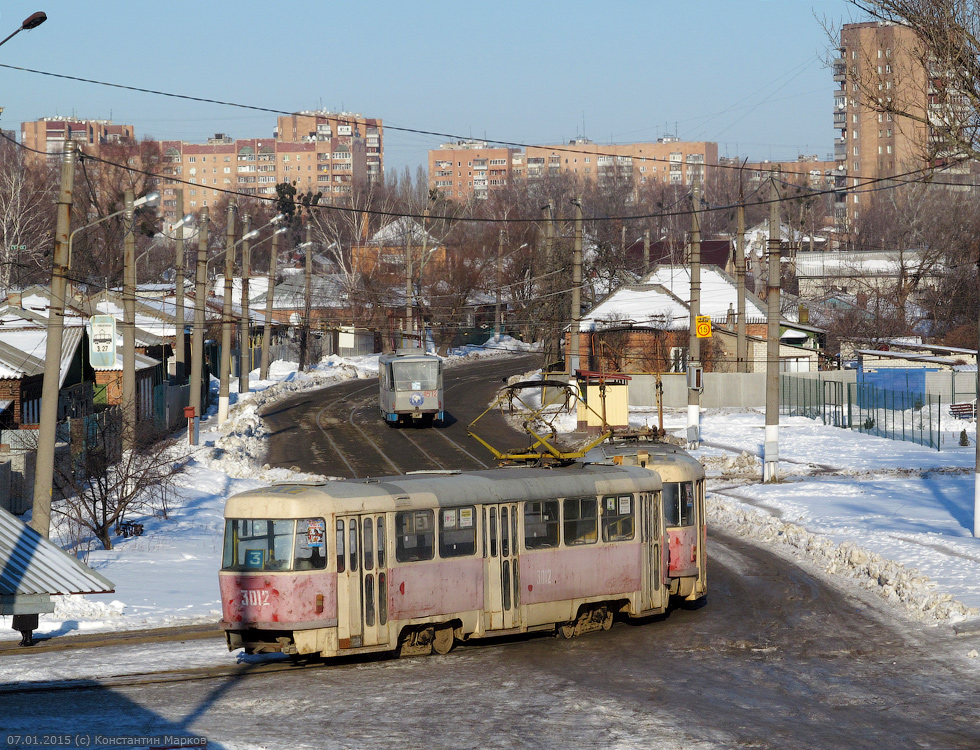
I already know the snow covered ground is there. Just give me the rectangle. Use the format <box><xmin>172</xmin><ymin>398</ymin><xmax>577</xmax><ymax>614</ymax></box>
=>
<box><xmin>2</xmin><ymin>339</ymin><xmax>979</xmax><ymax>657</ymax></box>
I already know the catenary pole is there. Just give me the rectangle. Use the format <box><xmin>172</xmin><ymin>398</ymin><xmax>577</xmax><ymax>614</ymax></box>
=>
<box><xmin>687</xmin><ymin>176</ymin><xmax>702</xmax><ymax>449</ymax></box>
<box><xmin>31</xmin><ymin>140</ymin><xmax>75</xmax><ymax>537</ymax></box>
<box><xmin>569</xmin><ymin>196</ymin><xmax>583</xmax><ymax>377</ymax></box>
<box><xmin>122</xmin><ymin>189</ymin><xmax>137</xmax><ymax>453</ymax></box>
<box><xmin>764</xmin><ymin>173</ymin><xmax>781</xmax><ymax>483</ymax></box>
<box><xmin>302</xmin><ymin>223</ymin><xmax>313</xmax><ymax>368</ymax></box>
<box><xmin>189</xmin><ymin>207</ymin><xmax>208</xmax><ymax>445</ymax></box>
<box><xmin>218</xmin><ymin>201</ymin><xmax>236</xmax><ymax>423</ymax></box>
<box><xmin>737</xmin><ymin>172</ymin><xmax>748</xmax><ymax>373</ymax></box>
<box><xmin>260</xmin><ymin>227</ymin><xmax>279</xmax><ymax>381</ymax></box>
<box><xmin>239</xmin><ymin>214</ymin><xmax>251</xmax><ymax>394</ymax></box>
<box><xmin>495</xmin><ymin>228</ymin><xmax>504</xmax><ymax>339</ymax></box>
<box><xmin>173</xmin><ymin>190</ymin><xmax>187</xmax><ymax>383</ymax></box>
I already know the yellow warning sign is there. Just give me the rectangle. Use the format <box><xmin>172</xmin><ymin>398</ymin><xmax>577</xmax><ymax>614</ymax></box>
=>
<box><xmin>695</xmin><ymin>315</ymin><xmax>712</xmax><ymax>338</ymax></box>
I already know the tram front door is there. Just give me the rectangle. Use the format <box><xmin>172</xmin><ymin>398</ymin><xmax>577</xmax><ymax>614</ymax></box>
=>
<box><xmin>336</xmin><ymin>514</ymin><xmax>390</xmax><ymax>650</ymax></box>
<box><xmin>483</xmin><ymin>503</ymin><xmax>521</xmax><ymax>631</ymax></box>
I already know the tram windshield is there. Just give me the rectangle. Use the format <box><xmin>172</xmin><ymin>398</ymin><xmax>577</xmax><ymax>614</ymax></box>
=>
<box><xmin>391</xmin><ymin>359</ymin><xmax>440</xmax><ymax>391</ymax></box>
<box><xmin>222</xmin><ymin>518</ymin><xmax>327</xmax><ymax>571</ymax></box>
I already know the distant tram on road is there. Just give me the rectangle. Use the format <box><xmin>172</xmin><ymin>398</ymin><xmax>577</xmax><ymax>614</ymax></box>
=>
<box><xmin>218</xmin><ymin>444</ymin><xmax>706</xmax><ymax>659</ymax></box>
<box><xmin>378</xmin><ymin>347</ymin><xmax>444</xmax><ymax>426</ymax></box>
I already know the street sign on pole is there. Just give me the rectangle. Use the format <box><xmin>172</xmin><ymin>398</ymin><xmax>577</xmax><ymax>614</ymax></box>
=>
<box><xmin>89</xmin><ymin>315</ymin><xmax>117</xmax><ymax>368</ymax></box>
<box><xmin>695</xmin><ymin>315</ymin><xmax>712</xmax><ymax>338</ymax></box>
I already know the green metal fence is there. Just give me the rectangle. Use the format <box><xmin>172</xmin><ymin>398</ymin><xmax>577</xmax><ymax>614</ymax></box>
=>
<box><xmin>781</xmin><ymin>375</ymin><xmax>944</xmax><ymax>451</ymax></box>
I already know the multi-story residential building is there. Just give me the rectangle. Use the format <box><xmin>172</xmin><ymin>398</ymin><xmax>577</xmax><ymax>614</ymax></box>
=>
<box><xmin>428</xmin><ymin>136</ymin><xmax>718</xmax><ymax>200</ymax></box>
<box><xmin>833</xmin><ymin>21</ymin><xmax>930</xmax><ymax>228</ymax></box>
<box><xmin>275</xmin><ymin>111</ymin><xmax>383</xmax><ymax>184</ymax></box>
<box><xmin>719</xmin><ymin>155</ymin><xmax>838</xmax><ymax>191</ymax></box>
<box><xmin>24</xmin><ymin>111</ymin><xmax>383</xmax><ymax>226</ymax></box>
<box><xmin>428</xmin><ymin>141</ymin><xmax>523</xmax><ymax>200</ymax></box>
<box><xmin>21</xmin><ymin>116</ymin><xmax>135</xmax><ymax>161</ymax></box>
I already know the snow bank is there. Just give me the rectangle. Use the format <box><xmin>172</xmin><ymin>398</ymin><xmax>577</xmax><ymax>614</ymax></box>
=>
<box><xmin>709</xmin><ymin>494</ymin><xmax>980</xmax><ymax>625</ymax></box>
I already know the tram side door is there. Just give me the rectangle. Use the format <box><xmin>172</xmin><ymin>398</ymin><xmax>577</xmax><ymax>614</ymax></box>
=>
<box><xmin>483</xmin><ymin>504</ymin><xmax>521</xmax><ymax>631</ymax></box>
<box><xmin>640</xmin><ymin>492</ymin><xmax>667</xmax><ymax>612</ymax></box>
<box><xmin>336</xmin><ymin>514</ymin><xmax>390</xmax><ymax>650</ymax></box>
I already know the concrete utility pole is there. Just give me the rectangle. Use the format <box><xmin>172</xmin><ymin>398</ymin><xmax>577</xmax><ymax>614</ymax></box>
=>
<box><xmin>541</xmin><ymin>201</ymin><xmax>555</xmax><ymax>370</ymax></box>
<box><xmin>643</xmin><ymin>229</ymin><xmax>650</xmax><ymax>277</ymax></box>
<box><xmin>189</xmin><ymin>207</ymin><xmax>209</xmax><ymax>445</ymax></box>
<box><xmin>173</xmin><ymin>189</ymin><xmax>186</xmax><ymax>383</ymax></box>
<box><xmin>569</xmin><ymin>196</ymin><xmax>583</xmax><ymax>377</ymax></box>
<box><xmin>736</xmin><ymin>191</ymin><xmax>748</xmax><ymax>373</ymax></box>
<box><xmin>218</xmin><ymin>201</ymin><xmax>236</xmax><ymax>424</ymax></box>
<box><xmin>31</xmin><ymin>140</ymin><xmax>75</xmax><ymax>538</ymax></box>
<box><xmin>261</xmin><ymin>227</ymin><xmax>280</xmax><ymax>381</ymax></box>
<box><xmin>687</xmin><ymin>177</ymin><xmax>702</xmax><ymax>450</ymax></box>
<box><xmin>301</xmin><ymin>224</ymin><xmax>313</xmax><ymax>369</ymax></box>
<box><xmin>975</xmin><ymin>249</ymin><xmax>980</xmax><ymax>536</ymax></box>
<box><xmin>122</xmin><ymin>189</ymin><xmax>138</xmax><ymax>453</ymax></box>
<box><xmin>404</xmin><ymin>225</ymin><xmax>413</xmax><ymax>348</ymax></box>
<box><xmin>764</xmin><ymin>175</ymin><xmax>781</xmax><ymax>483</ymax></box>
<box><xmin>239</xmin><ymin>214</ymin><xmax>252</xmax><ymax>394</ymax></box>
<box><xmin>495</xmin><ymin>228</ymin><xmax>504</xmax><ymax>339</ymax></box>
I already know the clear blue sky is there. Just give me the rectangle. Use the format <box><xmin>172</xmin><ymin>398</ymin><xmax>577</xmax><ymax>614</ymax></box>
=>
<box><xmin>0</xmin><ymin>1</ymin><xmax>865</xmax><ymax>174</ymax></box>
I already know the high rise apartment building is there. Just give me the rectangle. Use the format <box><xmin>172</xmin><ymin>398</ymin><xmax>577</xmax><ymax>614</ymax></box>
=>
<box><xmin>428</xmin><ymin>137</ymin><xmax>718</xmax><ymax>200</ymax></box>
<box><xmin>833</xmin><ymin>21</ymin><xmax>930</xmax><ymax>227</ymax></box>
<box><xmin>21</xmin><ymin>111</ymin><xmax>384</xmax><ymax>226</ymax></box>
<box><xmin>21</xmin><ymin>116</ymin><xmax>135</xmax><ymax>159</ymax></box>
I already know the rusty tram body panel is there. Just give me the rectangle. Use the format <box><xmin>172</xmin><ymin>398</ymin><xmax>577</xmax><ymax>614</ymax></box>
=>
<box><xmin>219</xmin><ymin>445</ymin><xmax>706</xmax><ymax>658</ymax></box>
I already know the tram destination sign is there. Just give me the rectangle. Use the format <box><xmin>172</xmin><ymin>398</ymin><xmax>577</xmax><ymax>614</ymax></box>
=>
<box><xmin>89</xmin><ymin>315</ymin><xmax>117</xmax><ymax>368</ymax></box>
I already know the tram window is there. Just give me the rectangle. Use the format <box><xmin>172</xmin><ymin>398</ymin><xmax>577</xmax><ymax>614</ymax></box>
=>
<box><xmin>489</xmin><ymin>508</ymin><xmax>498</xmax><ymax>557</ymax></box>
<box><xmin>379</xmin><ymin>573</ymin><xmax>388</xmax><ymax>625</ymax></box>
<box><xmin>364</xmin><ymin>518</ymin><xmax>374</xmax><ymax>571</ymax></box>
<box><xmin>395</xmin><ymin>510</ymin><xmax>435</xmax><ymax>562</ymax></box>
<box><xmin>439</xmin><ymin>506</ymin><xmax>476</xmax><ymax>558</ymax></box>
<box><xmin>349</xmin><ymin>519</ymin><xmax>359</xmax><ymax>572</ymax></box>
<box><xmin>501</xmin><ymin>507</ymin><xmax>509</xmax><ymax>557</ymax></box>
<box><xmin>663</xmin><ymin>482</ymin><xmax>696</xmax><ymax>527</ymax></box>
<box><xmin>601</xmin><ymin>495</ymin><xmax>636</xmax><ymax>542</ymax></box>
<box><xmin>365</xmin><ymin>574</ymin><xmax>375</xmax><ymax>627</ymax></box>
<box><xmin>336</xmin><ymin>520</ymin><xmax>345</xmax><ymax>573</ymax></box>
<box><xmin>222</xmin><ymin>519</ymin><xmax>296</xmax><ymax>571</ymax></box>
<box><xmin>563</xmin><ymin>497</ymin><xmax>598</xmax><ymax>545</ymax></box>
<box><xmin>293</xmin><ymin>518</ymin><xmax>327</xmax><ymax>570</ymax></box>
<box><xmin>377</xmin><ymin>518</ymin><xmax>386</xmax><ymax>568</ymax></box>
<box><xmin>524</xmin><ymin>500</ymin><xmax>560</xmax><ymax>549</ymax></box>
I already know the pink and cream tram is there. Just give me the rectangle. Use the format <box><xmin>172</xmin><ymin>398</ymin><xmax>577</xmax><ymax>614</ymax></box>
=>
<box><xmin>219</xmin><ymin>446</ymin><xmax>706</xmax><ymax>658</ymax></box>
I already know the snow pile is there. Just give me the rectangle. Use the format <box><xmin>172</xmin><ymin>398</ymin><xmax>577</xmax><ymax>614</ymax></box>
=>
<box><xmin>709</xmin><ymin>495</ymin><xmax>980</xmax><ymax>625</ymax></box>
<box><xmin>700</xmin><ymin>451</ymin><xmax>759</xmax><ymax>476</ymax></box>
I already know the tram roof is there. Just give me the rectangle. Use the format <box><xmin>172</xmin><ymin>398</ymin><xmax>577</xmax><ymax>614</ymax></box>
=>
<box><xmin>225</xmin><ymin>464</ymin><xmax>672</xmax><ymax>518</ymax></box>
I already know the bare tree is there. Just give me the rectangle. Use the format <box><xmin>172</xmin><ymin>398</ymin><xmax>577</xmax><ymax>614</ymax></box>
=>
<box><xmin>51</xmin><ymin>413</ymin><xmax>186</xmax><ymax>551</ymax></box>
<box><xmin>0</xmin><ymin>138</ymin><xmax>55</xmax><ymax>292</ymax></box>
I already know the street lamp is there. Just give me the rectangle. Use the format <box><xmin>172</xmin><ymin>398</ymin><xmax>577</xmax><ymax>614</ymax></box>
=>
<box><xmin>240</xmin><ymin>213</ymin><xmax>285</xmax><ymax>394</ymax></box>
<box><xmin>0</xmin><ymin>11</ymin><xmax>46</xmax><ymax>49</ymax></box>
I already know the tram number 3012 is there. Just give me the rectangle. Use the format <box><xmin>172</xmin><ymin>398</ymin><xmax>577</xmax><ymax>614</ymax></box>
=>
<box><xmin>241</xmin><ymin>589</ymin><xmax>270</xmax><ymax>607</ymax></box>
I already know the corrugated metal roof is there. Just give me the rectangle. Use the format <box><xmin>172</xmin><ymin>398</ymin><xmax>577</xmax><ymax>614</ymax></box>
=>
<box><xmin>0</xmin><ymin>506</ymin><xmax>114</xmax><ymax>596</ymax></box>
<box><xmin>0</xmin><ymin>325</ymin><xmax>84</xmax><ymax>387</ymax></box>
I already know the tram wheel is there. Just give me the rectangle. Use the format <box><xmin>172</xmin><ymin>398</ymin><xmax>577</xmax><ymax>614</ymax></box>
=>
<box><xmin>558</xmin><ymin>621</ymin><xmax>576</xmax><ymax>639</ymax></box>
<box><xmin>432</xmin><ymin>626</ymin><xmax>454</xmax><ymax>655</ymax></box>
<box><xmin>601</xmin><ymin>608</ymin><xmax>614</xmax><ymax>631</ymax></box>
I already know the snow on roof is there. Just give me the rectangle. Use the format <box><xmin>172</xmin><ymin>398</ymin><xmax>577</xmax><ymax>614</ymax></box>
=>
<box><xmin>0</xmin><ymin>326</ymin><xmax>84</xmax><ymax>385</ymax></box>
<box><xmin>0</xmin><ymin>505</ymin><xmax>114</xmax><ymax>598</ymax></box>
<box><xmin>796</xmin><ymin>249</ymin><xmax>941</xmax><ymax>279</ymax></box>
<box><xmin>369</xmin><ymin>216</ymin><xmax>438</xmax><ymax>246</ymax></box>
<box><xmin>582</xmin><ymin>284</ymin><xmax>689</xmax><ymax>330</ymax></box>
<box><xmin>642</xmin><ymin>265</ymin><xmax>771</xmax><ymax>321</ymax></box>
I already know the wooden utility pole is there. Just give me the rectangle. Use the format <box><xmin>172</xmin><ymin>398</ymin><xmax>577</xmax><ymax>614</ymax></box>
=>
<box><xmin>687</xmin><ymin>177</ymin><xmax>702</xmax><ymax>449</ymax></box>
<box><xmin>189</xmin><ymin>207</ymin><xmax>209</xmax><ymax>445</ymax></box>
<box><xmin>218</xmin><ymin>201</ymin><xmax>236</xmax><ymax>424</ymax></box>
<box><xmin>764</xmin><ymin>174</ymin><xmax>781</xmax><ymax>483</ymax></box>
<box><xmin>261</xmin><ymin>227</ymin><xmax>280</xmax><ymax>381</ymax></box>
<box><xmin>32</xmin><ymin>141</ymin><xmax>75</xmax><ymax>537</ymax></box>
<box><xmin>174</xmin><ymin>189</ymin><xmax>186</xmax><ymax>383</ymax></box>
<box><xmin>239</xmin><ymin>214</ymin><xmax>252</xmax><ymax>394</ymax></box>
<box><xmin>569</xmin><ymin>196</ymin><xmax>583</xmax><ymax>377</ymax></box>
<box><xmin>122</xmin><ymin>189</ymin><xmax>138</xmax><ymax>453</ymax></box>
